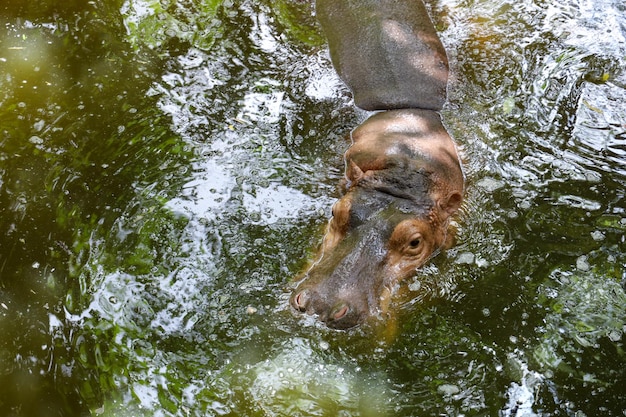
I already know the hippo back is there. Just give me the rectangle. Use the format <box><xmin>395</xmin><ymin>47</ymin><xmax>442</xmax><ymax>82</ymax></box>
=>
<box><xmin>316</xmin><ymin>0</ymin><xmax>449</xmax><ymax>111</ymax></box>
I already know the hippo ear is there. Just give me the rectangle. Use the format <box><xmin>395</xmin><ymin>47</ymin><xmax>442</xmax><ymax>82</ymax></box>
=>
<box><xmin>439</xmin><ymin>191</ymin><xmax>463</xmax><ymax>217</ymax></box>
<box><xmin>346</xmin><ymin>160</ymin><xmax>365</xmax><ymax>184</ymax></box>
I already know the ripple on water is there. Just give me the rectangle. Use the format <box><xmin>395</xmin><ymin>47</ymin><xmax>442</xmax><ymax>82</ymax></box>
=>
<box><xmin>23</xmin><ymin>0</ymin><xmax>624</xmax><ymax>416</ymax></box>
<box><xmin>247</xmin><ymin>337</ymin><xmax>390</xmax><ymax>416</ymax></box>
<box><xmin>571</xmin><ymin>74</ymin><xmax>626</xmax><ymax>179</ymax></box>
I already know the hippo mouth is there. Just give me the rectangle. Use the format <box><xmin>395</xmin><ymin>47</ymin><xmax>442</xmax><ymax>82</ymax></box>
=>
<box><xmin>291</xmin><ymin>288</ymin><xmax>371</xmax><ymax>330</ymax></box>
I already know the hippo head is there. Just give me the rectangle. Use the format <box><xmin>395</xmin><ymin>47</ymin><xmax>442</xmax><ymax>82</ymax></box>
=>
<box><xmin>290</xmin><ymin>109</ymin><xmax>464</xmax><ymax>329</ymax></box>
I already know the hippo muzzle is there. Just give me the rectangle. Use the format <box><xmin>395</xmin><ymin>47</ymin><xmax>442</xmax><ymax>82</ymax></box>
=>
<box><xmin>291</xmin><ymin>110</ymin><xmax>464</xmax><ymax>329</ymax></box>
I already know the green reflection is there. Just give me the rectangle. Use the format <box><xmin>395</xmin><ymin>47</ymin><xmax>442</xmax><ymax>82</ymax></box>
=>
<box><xmin>0</xmin><ymin>0</ymin><xmax>194</xmax><ymax>414</ymax></box>
<box><xmin>122</xmin><ymin>0</ymin><xmax>223</xmax><ymax>52</ymax></box>
<box><xmin>1</xmin><ymin>0</ymin><xmax>625</xmax><ymax>416</ymax></box>
<box><xmin>270</xmin><ymin>0</ymin><xmax>325</xmax><ymax>47</ymax></box>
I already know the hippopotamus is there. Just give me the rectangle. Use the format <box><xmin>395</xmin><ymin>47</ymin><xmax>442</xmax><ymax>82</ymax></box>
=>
<box><xmin>290</xmin><ymin>0</ymin><xmax>464</xmax><ymax>329</ymax></box>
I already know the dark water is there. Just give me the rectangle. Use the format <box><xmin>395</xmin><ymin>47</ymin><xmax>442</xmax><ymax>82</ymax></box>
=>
<box><xmin>1</xmin><ymin>0</ymin><xmax>624</xmax><ymax>416</ymax></box>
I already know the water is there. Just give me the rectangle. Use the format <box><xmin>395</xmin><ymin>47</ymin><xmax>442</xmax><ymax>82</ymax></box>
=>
<box><xmin>0</xmin><ymin>0</ymin><xmax>624</xmax><ymax>415</ymax></box>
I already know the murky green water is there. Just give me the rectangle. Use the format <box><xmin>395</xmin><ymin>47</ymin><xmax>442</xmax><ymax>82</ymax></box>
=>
<box><xmin>1</xmin><ymin>0</ymin><xmax>624</xmax><ymax>415</ymax></box>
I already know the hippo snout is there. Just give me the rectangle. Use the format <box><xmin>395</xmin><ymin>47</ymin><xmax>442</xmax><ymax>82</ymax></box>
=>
<box><xmin>290</xmin><ymin>287</ymin><xmax>367</xmax><ymax>329</ymax></box>
<box><xmin>289</xmin><ymin>211</ymin><xmax>391</xmax><ymax>329</ymax></box>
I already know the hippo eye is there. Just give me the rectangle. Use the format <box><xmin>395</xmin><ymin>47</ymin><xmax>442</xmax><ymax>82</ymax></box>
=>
<box><xmin>402</xmin><ymin>236</ymin><xmax>422</xmax><ymax>255</ymax></box>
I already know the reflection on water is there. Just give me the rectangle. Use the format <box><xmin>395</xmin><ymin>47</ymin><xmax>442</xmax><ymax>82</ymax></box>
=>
<box><xmin>248</xmin><ymin>338</ymin><xmax>391</xmax><ymax>416</ymax></box>
<box><xmin>0</xmin><ymin>0</ymin><xmax>625</xmax><ymax>416</ymax></box>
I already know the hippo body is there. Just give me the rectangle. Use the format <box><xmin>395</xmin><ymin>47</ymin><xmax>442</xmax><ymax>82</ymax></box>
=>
<box><xmin>290</xmin><ymin>0</ymin><xmax>464</xmax><ymax>329</ymax></box>
<box><xmin>316</xmin><ymin>0</ymin><xmax>449</xmax><ymax>111</ymax></box>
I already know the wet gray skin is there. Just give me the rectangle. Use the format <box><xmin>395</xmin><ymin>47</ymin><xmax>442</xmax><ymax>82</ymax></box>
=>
<box><xmin>316</xmin><ymin>0</ymin><xmax>449</xmax><ymax>111</ymax></box>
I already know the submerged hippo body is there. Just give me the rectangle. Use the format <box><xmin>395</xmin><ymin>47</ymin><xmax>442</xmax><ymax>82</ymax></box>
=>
<box><xmin>290</xmin><ymin>0</ymin><xmax>464</xmax><ymax>329</ymax></box>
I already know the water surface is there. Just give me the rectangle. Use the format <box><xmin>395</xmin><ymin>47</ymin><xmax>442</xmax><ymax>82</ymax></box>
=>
<box><xmin>0</xmin><ymin>0</ymin><xmax>625</xmax><ymax>415</ymax></box>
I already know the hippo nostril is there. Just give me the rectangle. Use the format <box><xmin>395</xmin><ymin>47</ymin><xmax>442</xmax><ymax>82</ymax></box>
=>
<box><xmin>331</xmin><ymin>304</ymin><xmax>349</xmax><ymax>320</ymax></box>
<box><xmin>292</xmin><ymin>290</ymin><xmax>309</xmax><ymax>312</ymax></box>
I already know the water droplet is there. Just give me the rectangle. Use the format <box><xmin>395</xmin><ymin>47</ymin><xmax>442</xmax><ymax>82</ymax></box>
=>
<box><xmin>590</xmin><ymin>230</ymin><xmax>605</xmax><ymax>241</ymax></box>
<box><xmin>576</xmin><ymin>255</ymin><xmax>590</xmax><ymax>271</ymax></box>
<box><xmin>437</xmin><ymin>384</ymin><xmax>460</xmax><ymax>396</ymax></box>
<box><xmin>477</xmin><ymin>177</ymin><xmax>505</xmax><ymax>192</ymax></box>
<box><xmin>608</xmin><ymin>330</ymin><xmax>621</xmax><ymax>342</ymax></box>
<box><xmin>33</xmin><ymin>119</ymin><xmax>45</xmax><ymax>131</ymax></box>
<box><xmin>455</xmin><ymin>252</ymin><xmax>475</xmax><ymax>265</ymax></box>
